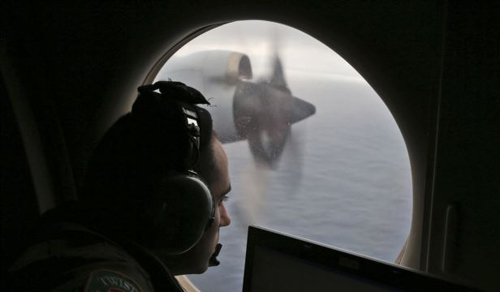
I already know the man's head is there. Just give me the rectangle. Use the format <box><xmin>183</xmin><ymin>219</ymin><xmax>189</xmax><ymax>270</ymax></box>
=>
<box><xmin>159</xmin><ymin>135</ymin><xmax>232</xmax><ymax>274</ymax></box>
<box><xmin>81</xmin><ymin>81</ymin><xmax>231</xmax><ymax>274</ymax></box>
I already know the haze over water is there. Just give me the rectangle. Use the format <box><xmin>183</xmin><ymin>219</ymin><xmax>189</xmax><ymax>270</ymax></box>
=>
<box><xmin>189</xmin><ymin>71</ymin><xmax>412</xmax><ymax>292</ymax></box>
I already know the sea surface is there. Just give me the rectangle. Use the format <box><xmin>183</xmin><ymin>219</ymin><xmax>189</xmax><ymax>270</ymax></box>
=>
<box><xmin>188</xmin><ymin>71</ymin><xmax>413</xmax><ymax>292</ymax></box>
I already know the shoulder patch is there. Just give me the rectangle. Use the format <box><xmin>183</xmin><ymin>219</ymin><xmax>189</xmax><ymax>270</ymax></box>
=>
<box><xmin>84</xmin><ymin>270</ymin><xmax>143</xmax><ymax>292</ymax></box>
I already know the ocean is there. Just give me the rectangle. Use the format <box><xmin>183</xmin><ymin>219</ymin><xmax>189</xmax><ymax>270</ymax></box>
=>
<box><xmin>188</xmin><ymin>71</ymin><xmax>413</xmax><ymax>292</ymax></box>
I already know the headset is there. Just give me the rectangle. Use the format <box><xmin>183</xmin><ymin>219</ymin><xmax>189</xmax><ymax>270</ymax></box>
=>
<box><xmin>132</xmin><ymin>81</ymin><xmax>215</xmax><ymax>255</ymax></box>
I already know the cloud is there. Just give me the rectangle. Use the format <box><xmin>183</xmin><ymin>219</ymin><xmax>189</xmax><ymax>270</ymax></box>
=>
<box><xmin>172</xmin><ymin>20</ymin><xmax>363</xmax><ymax>79</ymax></box>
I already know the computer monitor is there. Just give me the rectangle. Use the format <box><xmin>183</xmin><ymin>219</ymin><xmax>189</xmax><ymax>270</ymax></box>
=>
<box><xmin>243</xmin><ymin>226</ymin><xmax>479</xmax><ymax>292</ymax></box>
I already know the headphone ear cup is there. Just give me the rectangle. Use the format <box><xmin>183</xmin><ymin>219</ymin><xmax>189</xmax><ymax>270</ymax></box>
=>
<box><xmin>140</xmin><ymin>174</ymin><xmax>213</xmax><ymax>255</ymax></box>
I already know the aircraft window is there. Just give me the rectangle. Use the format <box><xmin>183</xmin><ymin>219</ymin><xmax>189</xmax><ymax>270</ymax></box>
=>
<box><xmin>154</xmin><ymin>21</ymin><xmax>412</xmax><ymax>292</ymax></box>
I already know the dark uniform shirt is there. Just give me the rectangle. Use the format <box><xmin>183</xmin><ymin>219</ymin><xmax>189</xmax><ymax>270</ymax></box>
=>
<box><xmin>8</xmin><ymin>221</ymin><xmax>184</xmax><ymax>292</ymax></box>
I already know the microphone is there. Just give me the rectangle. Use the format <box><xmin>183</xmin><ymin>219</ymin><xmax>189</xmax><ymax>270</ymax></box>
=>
<box><xmin>209</xmin><ymin>243</ymin><xmax>222</xmax><ymax>266</ymax></box>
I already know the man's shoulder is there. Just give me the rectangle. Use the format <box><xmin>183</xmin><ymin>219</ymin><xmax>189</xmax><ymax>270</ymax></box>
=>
<box><xmin>8</xmin><ymin>223</ymin><xmax>156</xmax><ymax>292</ymax></box>
<box><xmin>10</xmin><ymin>264</ymin><xmax>155</xmax><ymax>292</ymax></box>
<box><xmin>63</xmin><ymin>269</ymin><xmax>148</xmax><ymax>292</ymax></box>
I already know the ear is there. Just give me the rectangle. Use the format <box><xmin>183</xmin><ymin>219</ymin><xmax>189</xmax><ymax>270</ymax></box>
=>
<box><xmin>139</xmin><ymin>174</ymin><xmax>214</xmax><ymax>255</ymax></box>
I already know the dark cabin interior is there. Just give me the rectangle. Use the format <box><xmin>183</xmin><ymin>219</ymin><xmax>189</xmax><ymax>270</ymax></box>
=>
<box><xmin>1</xmin><ymin>1</ymin><xmax>498</xmax><ymax>291</ymax></box>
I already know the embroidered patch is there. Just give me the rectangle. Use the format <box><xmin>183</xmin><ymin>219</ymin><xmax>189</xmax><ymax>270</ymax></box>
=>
<box><xmin>84</xmin><ymin>270</ymin><xmax>143</xmax><ymax>292</ymax></box>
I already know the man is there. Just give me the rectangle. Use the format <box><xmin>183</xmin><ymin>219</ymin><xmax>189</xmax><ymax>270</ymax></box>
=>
<box><xmin>9</xmin><ymin>81</ymin><xmax>232</xmax><ymax>291</ymax></box>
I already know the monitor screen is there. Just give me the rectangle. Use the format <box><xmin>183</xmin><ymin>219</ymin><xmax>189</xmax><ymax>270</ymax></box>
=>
<box><xmin>243</xmin><ymin>226</ymin><xmax>479</xmax><ymax>292</ymax></box>
<box><xmin>250</xmin><ymin>245</ymin><xmax>398</xmax><ymax>292</ymax></box>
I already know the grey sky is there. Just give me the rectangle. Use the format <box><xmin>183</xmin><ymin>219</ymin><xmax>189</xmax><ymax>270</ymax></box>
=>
<box><xmin>172</xmin><ymin>20</ymin><xmax>363</xmax><ymax>81</ymax></box>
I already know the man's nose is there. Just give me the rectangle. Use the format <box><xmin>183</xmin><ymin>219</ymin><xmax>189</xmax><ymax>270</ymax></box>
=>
<box><xmin>219</xmin><ymin>203</ymin><xmax>231</xmax><ymax>227</ymax></box>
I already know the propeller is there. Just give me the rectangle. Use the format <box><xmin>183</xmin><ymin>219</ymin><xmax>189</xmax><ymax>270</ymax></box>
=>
<box><xmin>233</xmin><ymin>49</ymin><xmax>315</xmax><ymax>169</ymax></box>
<box><xmin>158</xmin><ymin>49</ymin><xmax>315</xmax><ymax>167</ymax></box>
<box><xmin>232</xmin><ymin>45</ymin><xmax>314</xmax><ymax>224</ymax></box>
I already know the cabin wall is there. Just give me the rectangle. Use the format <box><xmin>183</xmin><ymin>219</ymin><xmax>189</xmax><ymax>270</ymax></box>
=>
<box><xmin>426</xmin><ymin>2</ymin><xmax>500</xmax><ymax>291</ymax></box>
<box><xmin>0</xmin><ymin>77</ymin><xmax>40</xmax><ymax>289</ymax></box>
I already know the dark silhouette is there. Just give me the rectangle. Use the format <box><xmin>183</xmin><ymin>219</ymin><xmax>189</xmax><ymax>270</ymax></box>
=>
<box><xmin>8</xmin><ymin>81</ymin><xmax>232</xmax><ymax>292</ymax></box>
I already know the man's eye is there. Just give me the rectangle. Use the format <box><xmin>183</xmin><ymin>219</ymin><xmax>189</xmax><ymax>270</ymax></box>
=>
<box><xmin>222</xmin><ymin>195</ymin><xmax>230</xmax><ymax>203</ymax></box>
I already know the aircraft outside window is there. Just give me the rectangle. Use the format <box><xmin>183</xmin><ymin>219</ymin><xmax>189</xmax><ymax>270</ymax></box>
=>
<box><xmin>153</xmin><ymin>21</ymin><xmax>412</xmax><ymax>292</ymax></box>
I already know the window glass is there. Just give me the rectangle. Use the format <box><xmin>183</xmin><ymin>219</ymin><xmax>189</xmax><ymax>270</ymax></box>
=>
<box><xmin>154</xmin><ymin>20</ymin><xmax>412</xmax><ymax>292</ymax></box>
